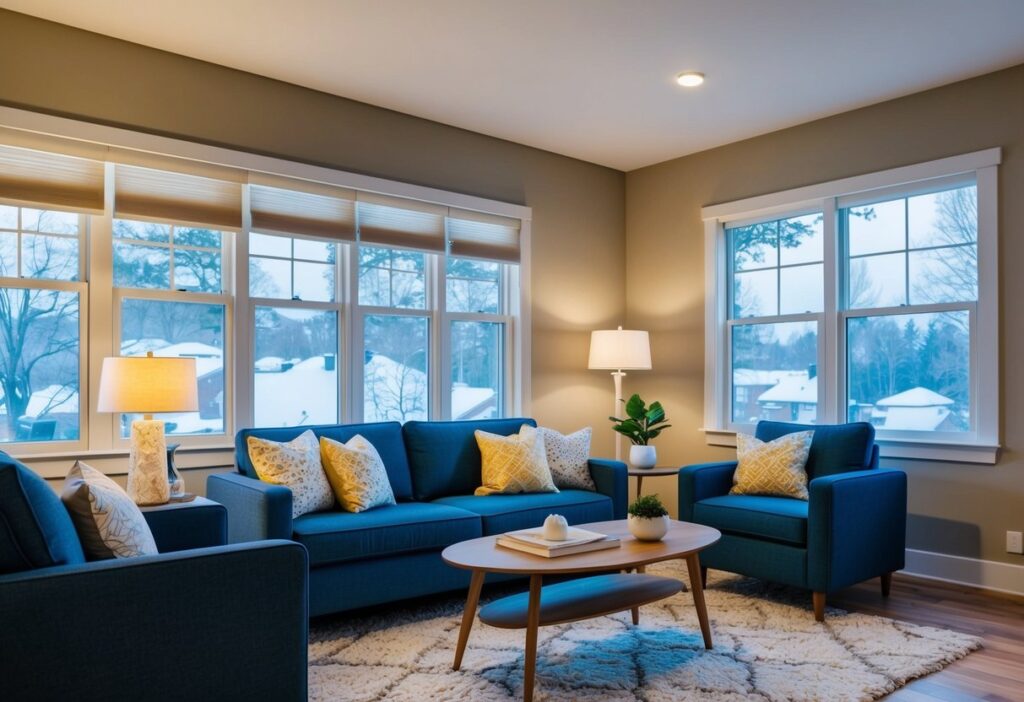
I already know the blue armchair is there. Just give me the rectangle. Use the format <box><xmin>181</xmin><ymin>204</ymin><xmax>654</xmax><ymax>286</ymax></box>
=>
<box><xmin>678</xmin><ymin>421</ymin><xmax>906</xmax><ymax>621</ymax></box>
<box><xmin>0</xmin><ymin>452</ymin><xmax>309</xmax><ymax>701</ymax></box>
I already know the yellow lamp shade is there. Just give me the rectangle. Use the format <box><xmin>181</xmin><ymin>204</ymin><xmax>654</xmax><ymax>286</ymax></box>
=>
<box><xmin>97</xmin><ymin>355</ymin><xmax>199</xmax><ymax>414</ymax></box>
<box><xmin>588</xmin><ymin>327</ymin><xmax>652</xmax><ymax>370</ymax></box>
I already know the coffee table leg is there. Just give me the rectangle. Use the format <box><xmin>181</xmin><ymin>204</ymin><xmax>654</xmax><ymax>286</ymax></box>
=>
<box><xmin>453</xmin><ymin>569</ymin><xmax>485</xmax><ymax>671</ymax></box>
<box><xmin>685</xmin><ymin>554</ymin><xmax>713</xmax><ymax>649</ymax></box>
<box><xmin>523</xmin><ymin>574</ymin><xmax>543</xmax><ymax>702</ymax></box>
<box><xmin>631</xmin><ymin>564</ymin><xmax>646</xmax><ymax>625</ymax></box>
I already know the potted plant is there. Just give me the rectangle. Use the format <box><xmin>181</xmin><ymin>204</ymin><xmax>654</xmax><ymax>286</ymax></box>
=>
<box><xmin>609</xmin><ymin>394</ymin><xmax>671</xmax><ymax>469</ymax></box>
<box><xmin>627</xmin><ymin>494</ymin><xmax>670</xmax><ymax>541</ymax></box>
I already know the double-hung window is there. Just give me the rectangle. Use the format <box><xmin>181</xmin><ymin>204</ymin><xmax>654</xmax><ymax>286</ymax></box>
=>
<box><xmin>705</xmin><ymin>150</ymin><xmax>999</xmax><ymax>462</ymax></box>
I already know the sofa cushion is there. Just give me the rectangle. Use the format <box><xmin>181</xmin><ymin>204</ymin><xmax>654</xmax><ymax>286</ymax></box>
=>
<box><xmin>0</xmin><ymin>452</ymin><xmax>85</xmax><ymax>574</ymax></box>
<box><xmin>432</xmin><ymin>490</ymin><xmax>613</xmax><ymax>536</ymax></box>
<box><xmin>755</xmin><ymin>421</ymin><xmax>875</xmax><ymax>480</ymax></box>
<box><xmin>692</xmin><ymin>494</ymin><xmax>808</xmax><ymax>546</ymax></box>
<box><xmin>291</xmin><ymin>502</ymin><xmax>481</xmax><ymax>566</ymax></box>
<box><xmin>404</xmin><ymin>418</ymin><xmax>536</xmax><ymax>500</ymax></box>
<box><xmin>236</xmin><ymin>422</ymin><xmax>414</xmax><ymax>501</ymax></box>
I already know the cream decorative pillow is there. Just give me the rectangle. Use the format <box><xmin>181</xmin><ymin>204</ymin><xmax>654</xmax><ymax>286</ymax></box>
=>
<box><xmin>247</xmin><ymin>430</ymin><xmax>335</xmax><ymax>518</ymax></box>
<box><xmin>538</xmin><ymin>427</ymin><xmax>595</xmax><ymax>491</ymax></box>
<box><xmin>731</xmin><ymin>430</ymin><xmax>814</xmax><ymax>500</ymax></box>
<box><xmin>61</xmin><ymin>461</ymin><xmax>158</xmax><ymax>559</ymax></box>
<box><xmin>475</xmin><ymin>424</ymin><xmax>558</xmax><ymax>496</ymax></box>
<box><xmin>320</xmin><ymin>435</ymin><xmax>397</xmax><ymax>513</ymax></box>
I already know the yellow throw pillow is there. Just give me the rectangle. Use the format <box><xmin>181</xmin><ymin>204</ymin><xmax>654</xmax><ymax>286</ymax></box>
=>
<box><xmin>475</xmin><ymin>424</ymin><xmax>558</xmax><ymax>496</ymax></box>
<box><xmin>731</xmin><ymin>430</ymin><xmax>814</xmax><ymax>500</ymax></box>
<box><xmin>319</xmin><ymin>435</ymin><xmax>397</xmax><ymax>513</ymax></box>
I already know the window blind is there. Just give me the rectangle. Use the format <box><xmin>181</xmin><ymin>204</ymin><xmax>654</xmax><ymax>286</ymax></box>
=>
<box><xmin>250</xmin><ymin>175</ymin><xmax>356</xmax><ymax>241</ymax></box>
<box><xmin>0</xmin><ymin>143</ymin><xmax>105</xmax><ymax>213</ymax></box>
<box><xmin>357</xmin><ymin>192</ymin><xmax>447</xmax><ymax>252</ymax></box>
<box><xmin>447</xmin><ymin>209</ymin><xmax>521</xmax><ymax>262</ymax></box>
<box><xmin>114</xmin><ymin>163</ymin><xmax>243</xmax><ymax>230</ymax></box>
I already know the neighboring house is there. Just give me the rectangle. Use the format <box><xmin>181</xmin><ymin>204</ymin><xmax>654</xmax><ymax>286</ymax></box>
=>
<box><xmin>756</xmin><ymin>372</ymin><xmax>818</xmax><ymax>423</ymax></box>
<box><xmin>870</xmin><ymin>387</ymin><xmax>958</xmax><ymax>431</ymax></box>
<box><xmin>732</xmin><ymin>369</ymin><xmax>803</xmax><ymax>423</ymax></box>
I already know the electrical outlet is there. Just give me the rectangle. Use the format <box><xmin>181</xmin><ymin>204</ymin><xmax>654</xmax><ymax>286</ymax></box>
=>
<box><xmin>1007</xmin><ymin>531</ymin><xmax>1024</xmax><ymax>555</ymax></box>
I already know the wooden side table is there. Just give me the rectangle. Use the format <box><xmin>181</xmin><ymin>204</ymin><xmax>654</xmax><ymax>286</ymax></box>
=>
<box><xmin>628</xmin><ymin>465</ymin><xmax>680</xmax><ymax>495</ymax></box>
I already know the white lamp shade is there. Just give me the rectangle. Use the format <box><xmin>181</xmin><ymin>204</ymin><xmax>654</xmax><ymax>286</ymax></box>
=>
<box><xmin>588</xmin><ymin>328</ymin><xmax>652</xmax><ymax>370</ymax></box>
<box><xmin>97</xmin><ymin>356</ymin><xmax>199</xmax><ymax>414</ymax></box>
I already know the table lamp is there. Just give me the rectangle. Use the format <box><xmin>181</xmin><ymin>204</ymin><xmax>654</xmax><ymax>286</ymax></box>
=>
<box><xmin>97</xmin><ymin>352</ymin><xmax>198</xmax><ymax>505</ymax></box>
<box><xmin>588</xmin><ymin>326</ymin><xmax>652</xmax><ymax>461</ymax></box>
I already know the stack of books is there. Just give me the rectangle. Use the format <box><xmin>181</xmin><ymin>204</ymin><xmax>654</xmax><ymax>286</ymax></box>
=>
<box><xmin>496</xmin><ymin>526</ymin><xmax>620</xmax><ymax>558</ymax></box>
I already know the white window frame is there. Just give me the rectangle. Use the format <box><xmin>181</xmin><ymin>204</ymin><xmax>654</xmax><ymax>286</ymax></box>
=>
<box><xmin>702</xmin><ymin>148</ymin><xmax>1000</xmax><ymax>464</ymax></box>
<box><xmin>0</xmin><ymin>105</ymin><xmax>531</xmax><ymax>471</ymax></box>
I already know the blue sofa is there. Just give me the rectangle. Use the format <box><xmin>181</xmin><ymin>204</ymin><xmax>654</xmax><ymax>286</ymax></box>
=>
<box><xmin>0</xmin><ymin>451</ymin><xmax>309</xmax><ymax>702</ymax></box>
<box><xmin>678</xmin><ymin>421</ymin><xmax>907</xmax><ymax>621</ymax></box>
<box><xmin>208</xmin><ymin>417</ymin><xmax>628</xmax><ymax>617</ymax></box>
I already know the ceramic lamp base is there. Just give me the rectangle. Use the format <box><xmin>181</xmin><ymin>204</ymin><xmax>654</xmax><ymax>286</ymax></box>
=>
<box><xmin>127</xmin><ymin>419</ymin><xmax>170</xmax><ymax>506</ymax></box>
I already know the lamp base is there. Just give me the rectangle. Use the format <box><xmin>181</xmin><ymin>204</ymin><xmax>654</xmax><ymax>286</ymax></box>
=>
<box><xmin>127</xmin><ymin>419</ymin><xmax>170</xmax><ymax>506</ymax></box>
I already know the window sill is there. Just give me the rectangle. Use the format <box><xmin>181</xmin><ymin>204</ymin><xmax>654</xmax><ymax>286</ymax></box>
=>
<box><xmin>700</xmin><ymin>428</ymin><xmax>1000</xmax><ymax>465</ymax></box>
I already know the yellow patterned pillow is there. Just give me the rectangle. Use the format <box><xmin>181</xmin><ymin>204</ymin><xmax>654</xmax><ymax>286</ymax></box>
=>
<box><xmin>731</xmin><ymin>430</ymin><xmax>814</xmax><ymax>500</ymax></box>
<box><xmin>320</xmin><ymin>435</ymin><xmax>397</xmax><ymax>513</ymax></box>
<box><xmin>475</xmin><ymin>424</ymin><xmax>558</xmax><ymax>496</ymax></box>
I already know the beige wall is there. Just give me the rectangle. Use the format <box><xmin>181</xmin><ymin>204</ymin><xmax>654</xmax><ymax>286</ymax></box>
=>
<box><xmin>0</xmin><ymin>10</ymin><xmax>626</xmax><ymax>485</ymax></box>
<box><xmin>626</xmin><ymin>64</ymin><xmax>1024</xmax><ymax>565</ymax></box>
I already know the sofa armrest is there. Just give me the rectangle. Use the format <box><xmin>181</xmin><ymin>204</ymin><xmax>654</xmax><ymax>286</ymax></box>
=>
<box><xmin>588</xmin><ymin>458</ymin><xmax>628</xmax><ymax>519</ymax></box>
<box><xmin>678</xmin><ymin>461</ymin><xmax>737</xmax><ymax>521</ymax></box>
<box><xmin>808</xmin><ymin>468</ymin><xmax>907</xmax><ymax>593</ymax></box>
<box><xmin>0</xmin><ymin>541</ymin><xmax>308</xmax><ymax>702</ymax></box>
<box><xmin>141</xmin><ymin>496</ymin><xmax>228</xmax><ymax>552</ymax></box>
<box><xmin>207</xmin><ymin>472</ymin><xmax>293</xmax><ymax>542</ymax></box>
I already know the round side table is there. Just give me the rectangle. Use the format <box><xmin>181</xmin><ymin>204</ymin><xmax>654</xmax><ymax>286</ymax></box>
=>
<box><xmin>628</xmin><ymin>465</ymin><xmax>681</xmax><ymax>495</ymax></box>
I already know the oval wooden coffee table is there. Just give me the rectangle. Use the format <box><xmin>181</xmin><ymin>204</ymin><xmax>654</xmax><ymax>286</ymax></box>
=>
<box><xmin>442</xmin><ymin>519</ymin><xmax>721</xmax><ymax>702</ymax></box>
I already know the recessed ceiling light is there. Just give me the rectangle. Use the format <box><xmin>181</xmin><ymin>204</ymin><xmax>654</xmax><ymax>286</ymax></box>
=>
<box><xmin>676</xmin><ymin>71</ymin><xmax>705</xmax><ymax>88</ymax></box>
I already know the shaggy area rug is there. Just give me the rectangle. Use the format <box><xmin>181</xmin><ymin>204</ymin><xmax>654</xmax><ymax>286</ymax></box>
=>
<box><xmin>308</xmin><ymin>562</ymin><xmax>980</xmax><ymax>701</ymax></box>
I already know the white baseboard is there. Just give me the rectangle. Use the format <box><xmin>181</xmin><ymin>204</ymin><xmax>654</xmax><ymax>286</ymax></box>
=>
<box><xmin>903</xmin><ymin>548</ymin><xmax>1024</xmax><ymax>597</ymax></box>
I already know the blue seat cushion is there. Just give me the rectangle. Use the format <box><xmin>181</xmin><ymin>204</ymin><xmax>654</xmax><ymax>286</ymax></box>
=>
<box><xmin>756</xmin><ymin>421</ymin><xmax>875</xmax><ymax>480</ymax></box>
<box><xmin>236</xmin><ymin>422</ymin><xmax>414</xmax><ymax>501</ymax></box>
<box><xmin>291</xmin><ymin>502</ymin><xmax>481</xmax><ymax>567</ymax></box>
<box><xmin>692</xmin><ymin>495</ymin><xmax>808</xmax><ymax>546</ymax></box>
<box><xmin>432</xmin><ymin>490</ymin><xmax>613</xmax><ymax>535</ymax></box>
<box><xmin>0</xmin><ymin>452</ymin><xmax>85</xmax><ymax>574</ymax></box>
<box><xmin>403</xmin><ymin>418</ymin><xmax>536</xmax><ymax>500</ymax></box>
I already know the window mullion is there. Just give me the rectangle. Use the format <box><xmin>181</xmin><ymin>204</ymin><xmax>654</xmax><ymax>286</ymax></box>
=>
<box><xmin>822</xmin><ymin>197</ymin><xmax>839</xmax><ymax>424</ymax></box>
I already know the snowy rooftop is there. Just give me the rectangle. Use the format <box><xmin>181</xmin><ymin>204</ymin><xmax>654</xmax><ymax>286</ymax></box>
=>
<box><xmin>757</xmin><ymin>374</ymin><xmax>817</xmax><ymax>404</ymax></box>
<box><xmin>733</xmin><ymin>369</ymin><xmax>806</xmax><ymax>387</ymax></box>
<box><xmin>880</xmin><ymin>406</ymin><xmax>952</xmax><ymax>431</ymax></box>
<box><xmin>876</xmin><ymin>387</ymin><xmax>954</xmax><ymax>407</ymax></box>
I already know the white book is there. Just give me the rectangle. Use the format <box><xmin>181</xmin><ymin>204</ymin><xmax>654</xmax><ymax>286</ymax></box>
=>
<box><xmin>496</xmin><ymin>535</ymin><xmax>621</xmax><ymax>558</ymax></box>
<box><xmin>501</xmin><ymin>526</ymin><xmax>608</xmax><ymax>550</ymax></box>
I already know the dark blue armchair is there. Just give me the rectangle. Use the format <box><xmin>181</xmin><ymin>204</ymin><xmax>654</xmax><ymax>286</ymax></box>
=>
<box><xmin>0</xmin><ymin>452</ymin><xmax>309</xmax><ymax>702</ymax></box>
<box><xmin>679</xmin><ymin>421</ymin><xmax>906</xmax><ymax>621</ymax></box>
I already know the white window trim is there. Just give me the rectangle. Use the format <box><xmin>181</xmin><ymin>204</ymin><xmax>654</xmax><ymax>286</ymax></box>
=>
<box><xmin>702</xmin><ymin>148</ymin><xmax>1001</xmax><ymax>464</ymax></box>
<box><xmin>0</xmin><ymin>106</ymin><xmax>531</xmax><ymax>471</ymax></box>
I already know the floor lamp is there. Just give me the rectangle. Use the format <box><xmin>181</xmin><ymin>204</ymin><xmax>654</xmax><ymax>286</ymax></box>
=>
<box><xmin>588</xmin><ymin>326</ymin><xmax>652</xmax><ymax>461</ymax></box>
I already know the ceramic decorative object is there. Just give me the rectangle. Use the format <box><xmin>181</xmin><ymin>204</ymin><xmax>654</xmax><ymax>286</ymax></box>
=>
<box><xmin>628</xmin><ymin>514</ymin><xmax>669</xmax><ymax>541</ymax></box>
<box><xmin>126</xmin><ymin>419</ymin><xmax>170</xmax><ymax>506</ymax></box>
<box><xmin>629</xmin><ymin>444</ymin><xmax>657</xmax><ymax>469</ymax></box>
<box><xmin>543</xmin><ymin>514</ymin><xmax>569</xmax><ymax>541</ymax></box>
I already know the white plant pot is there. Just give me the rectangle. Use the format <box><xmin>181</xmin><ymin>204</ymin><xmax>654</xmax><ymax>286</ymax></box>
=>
<box><xmin>628</xmin><ymin>514</ymin><xmax>669</xmax><ymax>542</ymax></box>
<box><xmin>629</xmin><ymin>444</ymin><xmax>657</xmax><ymax>469</ymax></box>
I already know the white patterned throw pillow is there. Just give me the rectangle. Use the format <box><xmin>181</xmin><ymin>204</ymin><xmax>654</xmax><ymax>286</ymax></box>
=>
<box><xmin>539</xmin><ymin>427</ymin><xmax>595</xmax><ymax>491</ymax></box>
<box><xmin>61</xmin><ymin>461</ymin><xmax>158</xmax><ymax>559</ymax></box>
<box><xmin>319</xmin><ymin>435</ymin><xmax>397</xmax><ymax>513</ymax></box>
<box><xmin>247</xmin><ymin>430</ymin><xmax>335</xmax><ymax>518</ymax></box>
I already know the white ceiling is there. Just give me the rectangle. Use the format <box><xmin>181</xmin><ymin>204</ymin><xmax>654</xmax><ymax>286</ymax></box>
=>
<box><xmin>5</xmin><ymin>0</ymin><xmax>1024</xmax><ymax>171</ymax></box>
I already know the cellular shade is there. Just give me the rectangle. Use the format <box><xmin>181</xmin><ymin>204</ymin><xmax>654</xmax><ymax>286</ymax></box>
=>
<box><xmin>250</xmin><ymin>176</ymin><xmax>356</xmax><ymax>241</ymax></box>
<box><xmin>0</xmin><ymin>143</ymin><xmax>105</xmax><ymax>213</ymax></box>
<box><xmin>357</xmin><ymin>192</ymin><xmax>446</xmax><ymax>252</ymax></box>
<box><xmin>588</xmin><ymin>328</ymin><xmax>652</xmax><ymax>370</ymax></box>
<box><xmin>115</xmin><ymin>164</ymin><xmax>243</xmax><ymax>230</ymax></box>
<box><xmin>97</xmin><ymin>356</ymin><xmax>199</xmax><ymax>414</ymax></box>
<box><xmin>448</xmin><ymin>209</ymin><xmax>521</xmax><ymax>262</ymax></box>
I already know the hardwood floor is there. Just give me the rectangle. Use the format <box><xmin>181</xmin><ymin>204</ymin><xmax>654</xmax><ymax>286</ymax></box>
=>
<box><xmin>829</xmin><ymin>574</ymin><xmax>1024</xmax><ymax>701</ymax></box>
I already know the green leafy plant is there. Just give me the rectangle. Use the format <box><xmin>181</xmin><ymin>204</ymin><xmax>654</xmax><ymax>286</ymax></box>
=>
<box><xmin>608</xmin><ymin>394</ymin><xmax>671</xmax><ymax>445</ymax></box>
<box><xmin>628</xmin><ymin>494</ymin><xmax>668</xmax><ymax>519</ymax></box>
